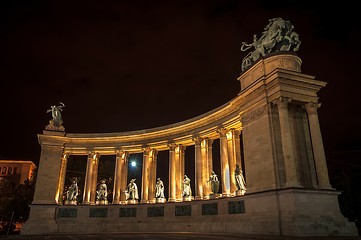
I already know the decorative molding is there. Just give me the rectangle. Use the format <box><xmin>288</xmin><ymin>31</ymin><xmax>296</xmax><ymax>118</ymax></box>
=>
<box><xmin>273</xmin><ymin>96</ymin><xmax>291</xmax><ymax>110</ymax></box>
<box><xmin>304</xmin><ymin>102</ymin><xmax>321</xmax><ymax>115</ymax></box>
<box><xmin>217</xmin><ymin>127</ymin><xmax>228</xmax><ymax>137</ymax></box>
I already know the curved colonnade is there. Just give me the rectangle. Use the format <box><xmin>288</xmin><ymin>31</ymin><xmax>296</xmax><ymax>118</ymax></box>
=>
<box><xmin>22</xmin><ymin>54</ymin><xmax>358</xmax><ymax>236</ymax></box>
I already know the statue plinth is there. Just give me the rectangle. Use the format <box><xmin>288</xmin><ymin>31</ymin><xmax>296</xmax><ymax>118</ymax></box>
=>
<box><xmin>182</xmin><ymin>196</ymin><xmax>194</xmax><ymax>202</ymax></box>
<box><xmin>155</xmin><ymin>198</ymin><xmax>166</xmax><ymax>203</ymax></box>
<box><xmin>126</xmin><ymin>199</ymin><xmax>138</xmax><ymax>205</ymax></box>
<box><xmin>235</xmin><ymin>190</ymin><xmax>246</xmax><ymax>196</ymax></box>
<box><xmin>45</xmin><ymin>120</ymin><xmax>65</xmax><ymax>132</ymax></box>
<box><xmin>209</xmin><ymin>193</ymin><xmax>221</xmax><ymax>199</ymax></box>
<box><xmin>64</xmin><ymin>200</ymin><xmax>77</xmax><ymax>205</ymax></box>
<box><xmin>96</xmin><ymin>200</ymin><xmax>108</xmax><ymax>205</ymax></box>
<box><xmin>238</xmin><ymin>53</ymin><xmax>302</xmax><ymax>91</ymax></box>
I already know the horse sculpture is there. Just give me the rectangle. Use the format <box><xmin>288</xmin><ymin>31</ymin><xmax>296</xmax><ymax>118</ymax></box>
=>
<box><xmin>241</xmin><ymin>18</ymin><xmax>301</xmax><ymax>71</ymax></box>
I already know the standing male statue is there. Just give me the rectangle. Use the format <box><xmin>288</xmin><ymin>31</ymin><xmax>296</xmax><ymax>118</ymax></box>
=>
<box><xmin>155</xmin><ymin>178</ymin><xmax>165</xmax><ymax>199</ymax></box>
<box><xmin>182</xmin><ymin>175</ymin><xmax>192</xmax><ymax>197</ymax></box>
<box><xmin>65</xmin><ymin>178</ymin><xmax>79</xmax><ymax>205</ymax></box>
<box><xmin>127</xmin><ymin>179</ymin><xmax>139</xmax><ymax>201</ymax></box>
<box><xmin>96</xmin><ymin>179</ymin><xmax>108</xmax><ymax>204</ymax></box>
<box><xmin>235</xmin><ymin>164</ymin><xmax>247</xmax><ymax>195</ymax></box>
<box><xmin>207</xmin><ymin>171</ymin><xmax>220</xmax><ymax>195</ymax></box>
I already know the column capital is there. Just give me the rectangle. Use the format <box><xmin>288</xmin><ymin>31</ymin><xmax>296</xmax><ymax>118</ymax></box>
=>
<box><xmin>116</xmin><ymin>150</ymin><xmax>128</xmax><ymax>160</ymax></box>
<box><xmin>176</xmin><ymin>144</ymin><xmax>186</xmax><ymax>152</ymax></box>
<box><xmin>142</xmin><ymin>147</ymin><xmax>152</xmax><ymax>155</ymax></box>
<box><xmin>168</xmin><ymin>143</ymin><xmax>177</xmax><ymax>151</ymax></box>
<box><xmin>88</xmin><ymin>151</ymin><xmax>100</xmax><ymax>160</ymax></box>
<box><xmin>273</xmin><ymin>96</ymin><xmax>291</xmax><ymax>109</ymax></box>
<box><xmin>61</xmin><ymin>153</ymin><xmax>69</xmax><ymax>160</ymax></box>
<box><xmin>202</xmin><ymin>137</ymin><xmax>213</xmax><ymax>145</ymax></box>
<box><xmin>192</xmin><ymin>136</ymin><xmax>203</xmax><ymax>145</ymax></box>
<box><xmin>150</xmin><ymin>148</ymin><xmax>158</xmax><ymax>156</ymax></box>
<box><xmin>217</xmin><ymin>127</ymin><xmax>228</xmax><ymax>137</ymax></box>
<box><xmin>226</xmin><ymin>128</ymin><xmax>240</xmax><ymax>139</ymax></box>
<box><xmin>304</xmin><ymin>102</ymin><xmax>321</xmax><ymax>115</ymax></box>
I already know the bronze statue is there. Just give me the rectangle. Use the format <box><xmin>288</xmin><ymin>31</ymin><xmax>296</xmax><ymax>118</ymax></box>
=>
<box><xmin>47</xmin><ymin>102</ymin><xmax>65</xmax><ymax>124</ymax></box>
<box><xmin>241</xmin><ymin>18</ymin><xmax>301</xmax><ymax>71</ymax></box>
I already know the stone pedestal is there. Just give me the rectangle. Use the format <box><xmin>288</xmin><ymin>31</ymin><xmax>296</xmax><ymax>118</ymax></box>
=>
<box><xmin>21</xmin><ymin>205</ymin><xmax>59</xmax><ymax>235</ymax></box>
<box><xmin>235</xmin><ymin>190</ymin><xmax>246</xmax><ymax>196</ymax></box>
<box><xmin>96</xmin><ymin>200</ymin><xmax>108</xmax><ymax>205</ymax></box>
<box><xmin>209</xmin><ymin>193</ymin><xmax>221</xmax><ymax>199</ymax></box>
<box><xmin>64</xmin><ymin>200</ymin><xmax>77</xmax><ymax>205</ymax></box>
<box><xmin>156</xmin><ymin>198</ymin><xmax>166</xmax><ymax>203</ymax></box>
<box><xmin>127</xmin><ymin>199</ymin><xmax>138</xmax><ymax>205</ymax></box>
<box><xmin>182</xmin><ymin>196</ymin><xmax>194</xmax><ymax>202</ymax></box>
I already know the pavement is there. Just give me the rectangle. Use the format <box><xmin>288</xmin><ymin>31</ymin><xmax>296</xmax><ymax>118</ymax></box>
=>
<box><xmin>0</xmin><ymin>232</ymin><xmax>360</xmax><ymax>240</ymax></box>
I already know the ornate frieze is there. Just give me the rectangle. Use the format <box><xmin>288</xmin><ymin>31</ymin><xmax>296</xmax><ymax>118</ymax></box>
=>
<box><xmin>241</xmin><ymin>105</ymin><xmax>267</xmax><ymax>126</ymax></box>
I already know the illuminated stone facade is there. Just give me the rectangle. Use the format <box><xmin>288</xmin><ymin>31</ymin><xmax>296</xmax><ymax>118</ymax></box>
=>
<box><xmin>0</xmin><ymin>160</ymin><xmax>36</xmax><ymax>185</ymax></box>
<box><xmin>21</xmin><ymin>54</ymin><xmax>358</xmax><ymax>236</ymax></box>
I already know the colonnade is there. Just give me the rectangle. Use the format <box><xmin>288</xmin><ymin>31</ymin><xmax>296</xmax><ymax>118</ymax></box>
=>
<box><xmin>57</xmin><ymin>97</ymin><xmax>331</xmax><ymax>206</ymax></box>
<box><xmin>24</xmin><ymin>54</ymin><xmax>352</xmax><ymax>236</ymax></box>
<box><xmin>59</xmin><ymin>127</ymin><xmax>243</xmax><ymax>205</ymax></box>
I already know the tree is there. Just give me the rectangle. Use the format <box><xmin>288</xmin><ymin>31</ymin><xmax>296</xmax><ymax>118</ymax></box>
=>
<box><xmin>0</xmin><ymin>168</ymin><xmax>37</xmax><ymax>225</ymax></box>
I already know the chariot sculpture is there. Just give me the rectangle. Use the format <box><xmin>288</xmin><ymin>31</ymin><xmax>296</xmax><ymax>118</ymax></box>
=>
<box><xmin>241</xmin><ymin>17</ymin><xmax>301</xmax><ymax>71</ymax></box>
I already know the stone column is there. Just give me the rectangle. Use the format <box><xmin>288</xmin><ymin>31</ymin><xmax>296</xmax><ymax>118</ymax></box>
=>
<box><xmin>274</xmin><ymin>97</ymin><xmax>301</xmax><ymax>187</ymax></box>
<box><xmin>120</xmin><ymin>152</ymin><xmax>129</xmax><ymax>203</ymax></box>
<box><xmin>148</xmin><ymin>149</ymin><xmax>158</xmax><ymax>203</ymax></box>
<box><xmin>234</xmin><ymin>130</ymin><xmax>242</xmax><ymax>167</ymax></box>
<box><xmin>176</xmin><ymin>145</ymin><xmax>186</xmax><ymax>201</ymax></box>
<box><xmin>227</xmin><ymin>129</ymin><xmax>238</xmax><ymax>194</ymax></box>
<box><xmin>218</xmin><ymin>128</ymin><xmax>231</xmax><ymax>196</ymax></box>
<box><xmin>202</xmin><ymin>138</ymin><xmax>213</xmax><ymax>197</ymax></box>
<box><xmin>193</xmin><ymin>137</ymin><xmax>203</xmax><ymax>199</ymax></box>
<box><xmin>90</xmin><ymin>152</ymin><xmax>100</xmax><ymax>204</ymax></box>
<box><xmin>141</xmin><ymin>148</ymin><xmax>151</xmax><ymax>203</ymax></box>
<box><xmin>168</xmin><ymin>143</ymin><xmax>177</xmax><ymax>202</ymax></box>
<box><xmin>305</xmin><ymin>102</ymin><xmax>332</xmax><ymax>189</ymax></box>
<box><xmin>83</xmin><ymin>152</ymin><xmax>98</xmax><ymax>204</ymax></box>
<box><xmin>56</xmin><ymin>153</ymin><xmax>69</xmax><ymax>205</ymax></box>
<box><xmin>113</xmin><ymin>151</ymin><xmax>128</xmax><ymax>204</ymax></box>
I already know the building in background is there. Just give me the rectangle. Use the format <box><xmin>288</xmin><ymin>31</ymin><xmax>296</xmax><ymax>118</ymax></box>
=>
<box><xmin>0</xmin><ymin>160</ymin><xmax>36</xmax><ymax>185</ymax></box>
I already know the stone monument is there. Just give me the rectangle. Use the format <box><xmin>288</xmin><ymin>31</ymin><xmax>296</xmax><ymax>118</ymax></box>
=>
<box><xmin>21</xmin><ymin>18</ymin><xmax>358</xmax><ymax>237</ymax></box>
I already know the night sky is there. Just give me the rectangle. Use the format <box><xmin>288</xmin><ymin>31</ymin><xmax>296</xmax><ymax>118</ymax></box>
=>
<box><xmin>1</xmin><ymin>1</ymin><xmax>360</xmax><ymax>189</ymax></box>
